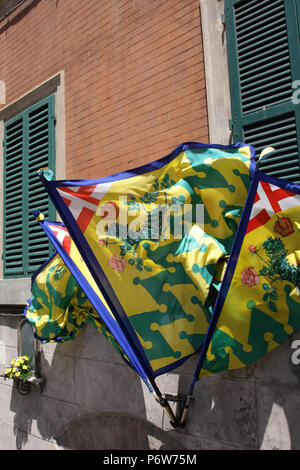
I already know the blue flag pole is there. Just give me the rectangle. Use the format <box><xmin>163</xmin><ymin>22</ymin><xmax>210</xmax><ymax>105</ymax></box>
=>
<box><xmin>179</xmin><ymin>170</ymin><xmax>261</xmax><ymax>426</ymax></box>
<box><xmin>34</xmin><ymin>209</ymin><xmax>179</xmax><ymax>427</ymax></box>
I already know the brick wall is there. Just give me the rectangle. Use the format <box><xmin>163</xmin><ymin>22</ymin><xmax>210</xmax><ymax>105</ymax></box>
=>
<box><xmin>0</xmin><ymin>0</ymin><xmax>208</xmax><ymax>178</ymax></box>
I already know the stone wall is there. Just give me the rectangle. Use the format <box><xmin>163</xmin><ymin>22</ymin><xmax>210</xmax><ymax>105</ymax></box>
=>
<box><xmin>1</xmin><ymin>312</ymin><xmax>300</xmax><ymax>450</ymax></box>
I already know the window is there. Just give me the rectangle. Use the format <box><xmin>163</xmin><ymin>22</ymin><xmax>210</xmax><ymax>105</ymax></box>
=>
<box><xmin>3</xmin><ymin>95</ymin><xmax>56</xmax><ymax>278</ymax></box>
<box><xmin>225</xmin><ymin>0</ymin><xmax>300</xmax><ymax>183</ymax></box>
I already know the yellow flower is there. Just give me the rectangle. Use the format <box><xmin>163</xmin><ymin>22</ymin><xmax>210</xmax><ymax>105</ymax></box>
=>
<box><xmin>22</xmin><ymin>365</ymin><xmax>28</xmax><ymax>370</ymax></box>
<box><xmin>12</xmin><ymin>367</ymin><xmax>17</xmax><ymax>372</ymax></box>
<box><xmin>15</xmin><ymin>372</ymin><xmax>20</xmax><ymax>377</ymax></box>
<box><xmin>11</xmin><ymin>358</ymin><xmax>16</xmax><ymax>364</ymax></box>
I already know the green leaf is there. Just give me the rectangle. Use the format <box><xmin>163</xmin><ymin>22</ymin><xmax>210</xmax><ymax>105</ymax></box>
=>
<box><xmin>144</xmin><ymin>265</ymin><xmax>152</xmax><ymax>272</ymax></box>
<box><xmin>267</xmin><ymin>301</ymin><xmax>278</xmax><ymax>313</ymax></box>
<box><xmin>128</xmin><ymin>259</ymin><xmax>135</xmax><ymax>265</ymax></box>
<box><xmin>153</xmin><ymin>179</ymin><xmax>159</xmax><ymax>191</ymax></box>
<box><xmin>259</xmin><ymin>267</ymin><xmax>268</xmax><ymax>276</ymax></box>
<box><xmin>262</xmin><ymin>283</ymin><xmax>270</xmax><ymax>291</ymax></box>
<box><xmin>136</xmin><ymin>264</ymin><xmax>143</xmax><ymax>271</ymax></box>
<box><xmin>263</xmin><ymin>293</ymin><xmax>269</xmax><ymax>302</ymax></box>
<box><xmin>270</xmin><ymin>291</ymin><xmax>278</xmax><ymax>300</ymax></box>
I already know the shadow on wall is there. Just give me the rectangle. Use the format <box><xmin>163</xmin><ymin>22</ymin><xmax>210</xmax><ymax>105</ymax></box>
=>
<box><xmin>9</xmin><ymin>363</ymin><xmax>185</xmax><ymax>449</ymax></box>
<box><xmin>7</xmin><ymin>323</ymin><xmax>300</xmax><ymax>450</ymax></box>
<box><xmin>54</xmin><ymin>412</ymin><xmax>186</xmax><ymax>450</ymax></box>
<box><xmin>7</xmin><ymin>324</ymin><xmax>187</xmax><ymax>450</ymax></box>
<box><xmin>175</xmin><ymin>338</ymin><xmax>300</xmax><ymax>450</ymax></box>
<box><xmin>10</xmin><ymin>383</ymin><xmax>50</xmax><ymax>450</ymax></box>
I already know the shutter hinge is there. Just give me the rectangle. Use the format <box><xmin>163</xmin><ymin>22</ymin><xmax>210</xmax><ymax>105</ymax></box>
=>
<box><xmin>1</xmin><ymin>253</ymin><xmax>4</xmax><ymax>260</ymax></box>
<box><xmin>229</xmin><ymin>119</ymin><xmax>233</xmax><ymax>131</ymax></box>
<box><xmin>52</xmin><ymin>113</ymin><xmax>57</xmax><ymax>124</ymax></box>
<box><xmin>221</xmin><ymin>13</ymin><xmax>226</xmax><ymax>26</ymax></box>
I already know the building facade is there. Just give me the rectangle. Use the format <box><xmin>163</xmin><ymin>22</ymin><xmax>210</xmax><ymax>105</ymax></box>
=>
<box><xmin>0</xmin><ymin>0</ymin><xmax>300</xmax><ymax>450</ymax></box>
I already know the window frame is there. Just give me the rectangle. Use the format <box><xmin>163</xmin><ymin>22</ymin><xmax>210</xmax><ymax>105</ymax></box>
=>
<box><xmin>224</xmin><ymin>0</ymin><xmax>300</xmax><ymax>183</ymax></box>
<box><xmin>3</xmin><ymin>94</ymin><xmax>56</xmax><ymax>278</ymax></box>
<box><xmin>0</xmin><ymin>72</ymin><xmax>65</xmax><ymax>304</ymax></box>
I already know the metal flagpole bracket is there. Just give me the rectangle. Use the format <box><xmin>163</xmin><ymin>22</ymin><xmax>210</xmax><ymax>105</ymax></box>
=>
<box><xmin>163</xmin><ymin>393</ymin><xmax>194</xmax><ymax>428</ymax></box>
<box><xmin>257</xmin><ymin>147</ymin><xmax>276</xmax><ymax>171</ymax></box>
<box><xmin>153</xmin><ymin>392</ymin><xmax>179</xmax><ymax>428</ymax></box>
<box><xmin>178</xmin><ymin>394</ymin><xmax>193</xmax><ymax>427</ymax></box>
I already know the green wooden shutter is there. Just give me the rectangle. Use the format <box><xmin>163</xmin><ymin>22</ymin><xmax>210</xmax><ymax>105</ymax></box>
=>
<box><xmin>225</xmin><ymin>0</ymin><xmax>300</xmax><ymax>183</ymax></box>
<box><xmin>3</xmin><ymin>95</ymin><xmax>56</xmax><ymax>278</ymax></box>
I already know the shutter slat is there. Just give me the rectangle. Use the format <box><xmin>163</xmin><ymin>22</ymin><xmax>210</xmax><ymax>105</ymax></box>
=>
<box><xmin>237</xmin><ymin>21</ymin><xmax>286</xmax><ymax>50</ymax></box>
<box><xmin>28</xmin><ymin>135</ymin><xmax>48</xmax><ymax>149</ymax></box>
<box><xmin>5</xmin><ymin>196</ymin><xmax>23</xmax><ymax>207</ymax></box>
<box><xmin>6</xmin><ymin>135</ymin><xmax>22</xmax><ymax>148</ymax></box>
<box><xmin>240</xmin><ymin>48</ymin><xmax>289</xmax><ymax>73</ymax></box>
<box><xmin>267</xmin><ymin>166</ymin><xmax>300</xmax><ymax>176</ymax></box>
<box><xmin>235</xmin><ymin>0</ymin><xmax>276</xmax><ymax>19</ymax></box>
<box><xmin>28</xmin><ymin>106</ymin><xmax>48</xmax><ymax>122</ymax></box>
<box><xmin>239</xmin><ymin>36</ymin><xmax>288</xmax><ymax>62</ymax></box>
<box><xmin>29</xmin><ymin>247</ymin><xmax>49</xmax><ymax>254</ymax></box>
<box><xmin>242</xmin><ymin>93</ymin><xmax>290</xmax><ymax>112</ymax></box>
<box><xmin>28</xmin><ymin>148</ymin><xmax>49</xmax><ymax>162</ymax></box>
<box><xmin>6</xmin><ymin>172</ymin><xmax>23</xmax><ymax>183</ymax></box>
<box><xmin>5</xmin><ymin>148</ymin><xmax>23</xmax><ymax>161</ymax></box>
<box><xmin>261</xmin><ymin>160</ymin><xmax>300</xmax><ymax>172</ymax></box>
<box><xmin>28</xmin><ymin>195</ymin><xmax>49</xmax><ymax>205</ymax></box>
<box><xmin>236</xmin><ymin>0</ymin><xmax>283</xmax><ymax>25</ymax></box>
<box><xmin>240</xmin><ymin>55</ymin><xmax>289</xmax><ymax>80</ymax></box>
<box><xmin>27</xmin><ymin>183</ymin><xmax>45</xmax><ymax>194</ymax></box>
<box><xmin>5</xmin><ymin>231</ymin><xmax>23</xmax><ymax>240</ymax></box>
<box><xmin>236</xmin><ymin>8</ymin><xmax>285</xmax><ymax>38</ymax></box>
<box><xmin>238</xmin><ymin>29</ymin><xmax>287</xmax><ymax>56</ymax></box>
<box><xmin>243</xmin><ymin>116</ymin><xmax>295</xmax><ymax>135</ymax></box>
<box><xmin>242</xmin><ymin>77</ymin><xmax>292</xmax><ymax>97</ymax></box>
<box><xmin>239</xmin><ymin>41</ymin><xmax>288</xmax><ymax>67</ymax></box>
<box><xmin>5</xmin><ymin>238</ymin><xmax>22</xmax><ymax>245</ymax></box>
<box><xmin>6</xmin><ymin>127</ymin><xmax>22</xmax><ymax>142</ymax></box>
<box><xmin>242</xmin><ymin>91</ymin><xmax>291</xmax><ymax>108</ymax></box>
<box><xmin>6</xmin><ymin>120</ymin><xmax>23</xmax><ymax>133</ymax></box>
<box><xmin>5</xmin><ymin>141</ymin><xmax>23</xmax><ymax>154</ymax></box>
<box><xmin>241</xmin><ymin>63</ymin><xmax>290</xmax><ymax>87</ymax></box>
<box><xmin>29</xmin><ymin>160</ymin><xmax>50</xmax><ymax>173</ymax></box>
<box><xmin>243</xmin><ymin>113</ymin><xmax>300</xmax><ymax>183</ymax></box>
<box><xmin>6</xmin><ymin>254</ymin><xmax>24</xmax><ymax>261</ymax></box>
<box><xmin>29</xmin><ymin>116</ymin><xmax>49</xmax><ymax>130</ymax></box>
<box><xmin>28</xmin><ymin>141</ymin><xmax>48</xmax><ymax>154</ymax></box>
